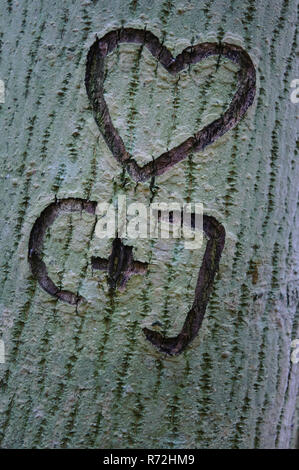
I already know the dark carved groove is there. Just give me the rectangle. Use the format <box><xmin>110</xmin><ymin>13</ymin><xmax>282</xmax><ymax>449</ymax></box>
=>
<box><xmin>28</xmin><ymin>198</ymin><xmax>97</xmax><ymax>305</ymax></box>
<box><xmin>28</xmin><ymin>198</ymin><xmax>225</xmax><ymax>355</ymax></box>
<box><xmin>91</xmin><ymin>237</ymin><xmax>148</xmax><ymax>290</ymax></box>
<box><xmin>143</xmin><ymin>215</ymin><xmax>225</xmax><ymax>355</ymax></box>
<box><xmin>85</xmin><ymin>28</ymin><xmax>256</xmax><ymax>182</ymax></box>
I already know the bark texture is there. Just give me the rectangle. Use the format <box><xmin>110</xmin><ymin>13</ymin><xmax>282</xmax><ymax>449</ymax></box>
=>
<box><xmin>0</xmin><ymin>0</ymin><xmax>298</xmax><ymax>449</ymax></box>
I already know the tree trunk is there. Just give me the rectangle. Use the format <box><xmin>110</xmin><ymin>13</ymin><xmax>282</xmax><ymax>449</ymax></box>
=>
<box><xmin>0</xmin><ymin>0</ymin><xmax>298</xmax><ymax>449</ymax></box>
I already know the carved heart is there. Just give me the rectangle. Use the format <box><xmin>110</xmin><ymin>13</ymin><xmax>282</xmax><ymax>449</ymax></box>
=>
<box><xmin>85</xmin><ymin>28</ymin><xmax>256</xmax><ymax>182</ymax></box>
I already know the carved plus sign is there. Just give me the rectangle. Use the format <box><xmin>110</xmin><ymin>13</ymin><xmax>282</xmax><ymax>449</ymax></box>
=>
<box><xmin>91</xmin><ymin>237</ymin><xmax>148</xmax><ymax>290</ymax></box>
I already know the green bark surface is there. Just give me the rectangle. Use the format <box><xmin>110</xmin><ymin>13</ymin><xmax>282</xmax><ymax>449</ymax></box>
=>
<box><xmin>0</xmin><ymin>0</ymin><xmax>298</xmax><ymax>448</ymax></box>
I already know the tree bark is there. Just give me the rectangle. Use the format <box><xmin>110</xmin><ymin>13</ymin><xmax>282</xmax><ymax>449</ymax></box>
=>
<box><xmin>0</xmin><ymin>0</ymin><xmax>298</xmax><ymax>449</ymax></box>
